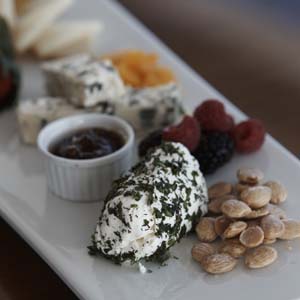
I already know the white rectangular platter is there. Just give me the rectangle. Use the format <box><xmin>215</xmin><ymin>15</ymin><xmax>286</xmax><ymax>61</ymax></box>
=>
<box><xmin>1</xmin><ymin>0</ymin><xmax>300</xmax><ymax>299</ymax></box>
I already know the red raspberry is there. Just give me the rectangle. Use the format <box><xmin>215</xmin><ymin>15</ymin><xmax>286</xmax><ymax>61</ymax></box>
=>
<box><xmin>225</xmin><ymin>114</ymin><xmax>235</xmax><ymax>131</ymax></box>
<box><xmin>194</xmin><ymin>99</ymin><xmax>234</xmax><ymax>132</ymax></box>
<box><xmin>232</xmin><ymin>119</ymin><xmax>266</xmax><ymax>153</ymax></box>
<box><xmin>162</xmin><ymin>116</ymin><xmax>200</xmax><ymax>152</ymax></box>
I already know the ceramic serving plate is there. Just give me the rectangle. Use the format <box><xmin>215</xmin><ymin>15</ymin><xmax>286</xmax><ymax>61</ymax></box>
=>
<box><xmin>1</xmin><ymin>0</ymin><xmax>300</xmax><ymax>299</ymax></box>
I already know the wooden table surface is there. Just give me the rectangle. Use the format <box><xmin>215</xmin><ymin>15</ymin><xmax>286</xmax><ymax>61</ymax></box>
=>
<box><xmin>1</xmin><ymin>1</ymin><xmax>300</xmax><ymax>299</ymax></box>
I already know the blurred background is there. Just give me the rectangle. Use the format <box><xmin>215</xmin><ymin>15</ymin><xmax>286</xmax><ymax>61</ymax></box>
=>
<box><xmin>119</xmin><ymin>0</ymin><xmax>300</xmax><ymax>154</ymax></box>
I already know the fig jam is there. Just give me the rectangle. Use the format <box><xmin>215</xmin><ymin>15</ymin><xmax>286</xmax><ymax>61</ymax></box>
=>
<box><xmin>50</xmin><ymin>128</ymin><xmax>124</xmax><ymax>160</ymax></box>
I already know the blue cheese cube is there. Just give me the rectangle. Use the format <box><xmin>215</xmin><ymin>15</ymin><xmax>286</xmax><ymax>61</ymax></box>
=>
<box><xmin>42</xmin><ymin>55</ymin><xmax>126</xmax><ymax>108</ymax></box>
<box><xmin>17</xmin><ymin>97</ymin><xmax>114</xmax><ymax>144</ymax></box>
<box><xmin>42</xmin><ymin>54</ymin><xmax>92</xmax><ymax>98</ymax></box>
<box><xmin>89</xmin><ymin>142</ymin><xmax>208</xmax><ymax>264</ymax></box>
<box><xmin>114</xmin><ymin>83</ymin><xmax>183</xmax><ymax>136</ymax></box>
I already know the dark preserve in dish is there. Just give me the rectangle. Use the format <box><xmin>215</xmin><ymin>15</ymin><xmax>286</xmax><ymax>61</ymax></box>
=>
<box><xmin>50</xmin><ymin>128</ymin><xmax>124</xmax><ymax>160</ymax></box>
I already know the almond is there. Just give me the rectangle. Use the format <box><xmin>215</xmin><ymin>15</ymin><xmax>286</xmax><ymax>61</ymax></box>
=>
<box><xmin>245</xmin><ymin>246</ymin><xmax>278</xmax><ymax>269</ymax></box>
<box><xmin>260</xmin><ymin>215</ymin><xmax>285</xmax><ymax>239</ymax></box>
<box><xmin>214</xmin><ymin>216</ymin><xmax>231</xmax><ymax>236</ymax></box>
<box><xmin>279</xmin><ymin>219</ymin><xmax>300</xmax><ymax>240</ymax></box>
<box><xmin>208</xmin><ymin>182</ymin><xmax>233</xmax><ymax>199</ymax></box>
<box><xmin>235</xmin><ymin>183</ymin><xmax>251</xmax><ymax>196</ymax></box>
<box><xmin>196</xmin><ymin>217</ymin><xmax>217</xmax><ymax>242</ymax></box>
<box><xmin>223</xmin><ymin>221</ymin><xmax>248</xmax><ymax>239</ymax></box>
<box><xmin>264</xmin><ymin>181</ymin><xmax>287</xmax><ymax>204</ymax></box>
<box><xmin>201</xmin><ymin>253</ymin><xmax>237</xmax><ymax>274</ymax></box>
<box><xmin>244</xmin><ymin>205</ymin><xmax>269</xmax><ymax>219</ymax></box>
<box><xmin>267</xmin><ymin>203</ymin><xmax>286</xmax><ymax>220</ymax></box>
<box><xmin>237</xmin><ymin>168</ymin><xmax>264</xmax><ymax>185</ymax></box>
<box><xmin>263</xmin><ymin>238</ymin><xmax>277</xmax><ymax>245</ymax></box>
<box><xmin>239</xmin><ymin>226</ymin><xmax>264</xmax><ymax>248</ymax></box>
<box><xmin>191</xmin><ymin>243</ymin><xmax>215</xmax><ymax>263</ymax></box>
<box><xmin>246</xmin><ymin>219</ymin><xmax>261</xmax><ymax>227</ymax></box>
<box><xmin>221</xmin><ymin>199</ymin><xmax>252</xmax><ymax>218</ymax></box>
<box><xmin>240</xmin><ymin>186</ymin><xmax>272</xmax><ymax>209</ymax></box>
<box><xmin>219</xmin><ymin>239</ymin><xmax>247</xmax><ymax>258</ymax></box>
<box><xmin>208</xmin><ymin>194</ymin><xmax>235</xmax><ymax>214</ymax></box>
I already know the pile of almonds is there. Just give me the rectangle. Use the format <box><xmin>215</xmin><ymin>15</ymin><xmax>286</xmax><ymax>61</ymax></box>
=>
<box><xmin>192</xmin><ymin>167</ymin><xmax>300</xmax><ymax>274</ymax></box>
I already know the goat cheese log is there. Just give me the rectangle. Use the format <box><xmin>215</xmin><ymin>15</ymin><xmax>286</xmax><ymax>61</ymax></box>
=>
<box><xmin>17</xmin><ymin>97</ymin><xmax>114</xmax><ymax>144</ymax></box>
<box><xmin>42</xmin><ymin>55</ymin><xmax>126</xmax><ymax>107</ymax></box>
<box><xmin>89</xmin><ymin>142</ymin><xmax>208</xmax><ymax>264</ymax></box>
<box><xmin>115</xmin><ymin>83</ymin><xmax>183</xmax><ymax>136</ymax></box>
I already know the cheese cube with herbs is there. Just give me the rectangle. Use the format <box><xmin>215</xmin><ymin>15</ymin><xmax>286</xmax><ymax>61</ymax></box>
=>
<box><xmin>42</xmin><ymin>55</ymin><xmax>126</xmax><ymax>107</ymax></box>
<box><xmin>114</xmin><ymin>83</ymin><xmax>183</xmax><ymax>136</ymax></box>
<box><xmin>89</xmin><ymin>142</ymin><xmax>208</xmax><ymax>264</ymax></box>
<box><xmin>17</xmin><ymin>97</ymin><xmax>114</xmax><ymax>144</ymax></box>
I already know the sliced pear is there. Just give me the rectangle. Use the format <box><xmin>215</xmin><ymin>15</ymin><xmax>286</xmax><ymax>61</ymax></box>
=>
<box><xmin>15</xmin><ymin>0</ymin><xmax>73</xmax><ymax>52</ymax></box>
<box><xmin>33</xmin><ymin>20</ymin><xmax>102</xmax><ymax>58</ymax></box>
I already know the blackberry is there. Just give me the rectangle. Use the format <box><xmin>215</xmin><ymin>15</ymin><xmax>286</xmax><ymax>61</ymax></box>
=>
<box><xmin>138</xmin><ymin>129</ymin><xmax>163</xmax><ymax>157</ymax></box>
<box><xmin>193</xmin><ymin>131</ymin><xmax>235</xmax><ymax>175</ymax></box>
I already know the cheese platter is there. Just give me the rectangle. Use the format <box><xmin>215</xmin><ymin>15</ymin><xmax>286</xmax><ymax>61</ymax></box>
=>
<box><xmin>0</xmin><ymin>0</ymin><xmax>300</xmax><ymax>300</ymax></box>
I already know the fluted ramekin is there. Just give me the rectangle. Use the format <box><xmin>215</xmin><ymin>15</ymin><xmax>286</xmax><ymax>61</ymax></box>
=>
<box><xmin>37</xmin><ymin>113</ymin><xmax>134</xmax><ymax>202</ymax></box>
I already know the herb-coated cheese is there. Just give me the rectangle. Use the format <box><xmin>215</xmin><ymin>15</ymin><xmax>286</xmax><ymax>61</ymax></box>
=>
<box><xmin>89</xmin><ymin>142</ymin><xmax>208</xmax><ymax>264</ymax></box>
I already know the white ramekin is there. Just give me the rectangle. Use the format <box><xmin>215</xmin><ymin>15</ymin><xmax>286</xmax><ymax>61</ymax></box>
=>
<box><xmin>37</xmin><ymin>113</ymin><xmax>135</xmax><ymax>202</ymax></box>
